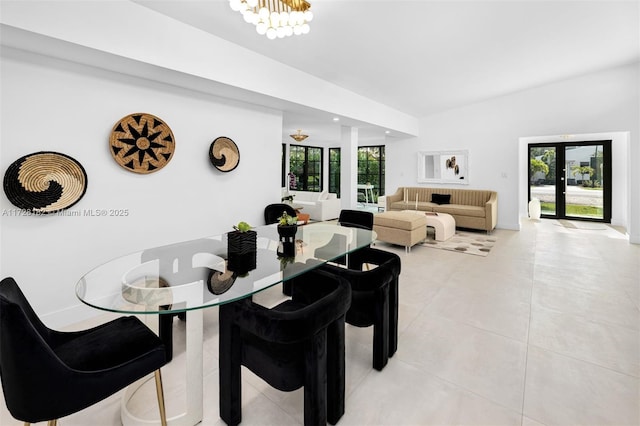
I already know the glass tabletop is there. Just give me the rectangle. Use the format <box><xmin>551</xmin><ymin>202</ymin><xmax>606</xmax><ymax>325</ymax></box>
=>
<box><xmin>76</xmin><ymin>223</ymin><xmax>375</xmax><ymax>315</ymax></box>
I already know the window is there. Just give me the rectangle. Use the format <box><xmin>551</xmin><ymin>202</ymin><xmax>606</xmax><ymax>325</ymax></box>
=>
<box><xmin>358</xmin><ymin>146</ymin><xmax>385</xmax><ymax>203</ymax></box>
<box><xmin>289</xmin><ymin>145</ymin><xmax>322</xmax><ymax>192</ymax></box>
<box><xmin>281</xmin><ymin>143</ymin><xmax>286</xmax><ymax>188</ymax></box>
<box><xmin>328</xmin><ymin>148</ymin><xmax>340</xmax><ymax>197</ymax></box>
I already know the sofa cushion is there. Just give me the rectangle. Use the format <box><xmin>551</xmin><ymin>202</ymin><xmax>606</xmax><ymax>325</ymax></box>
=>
<box><xmin>433</xmin><ymin>204</ymin><xmax>485</xmax><ymax>218</ymax></box>
<box><xmin>431</xmin><ymin>194</ymin><xmax>451</xmax><ymax>205</ymax></box>
<box><xmin>283</xmin><ymin>190</ymin><xmax>341</xmax><ymax>221</ymax></box>
<box><xmin>388</xmin><ymin>201</ymin><xmax>436</xmax><ymax>211</ymax></box>
<box><xmin>318</xmin><ymin>190</ymin><xmax>329</xmax><ymax>200</ymax></box>
<box><xmin>288</xmin><ymin>191</ymin><xmax>320</xmax><ymax>202</ymax></box>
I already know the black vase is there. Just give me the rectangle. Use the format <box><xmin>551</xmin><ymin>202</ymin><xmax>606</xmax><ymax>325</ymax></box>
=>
<box><xmin>277</xmin><ymin>225</ymin><xmax>297</xmax><ymax>257</ymax></box>
<box><xmin>227</xmin><ymin>230</ymin><xmax>257</xmax><ymax>274</ymax></box>
<box><xmin>228</xmin><ymin>230</ymin><xmax>257</xmax><ymax>254</ymax></box>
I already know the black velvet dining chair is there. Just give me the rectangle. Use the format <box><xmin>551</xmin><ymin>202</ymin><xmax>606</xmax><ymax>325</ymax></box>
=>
<box><xmin>338</xmin><ymin>209</ymin><xmax>374</xmax><ymax>230</ymax></box>
<box><xmin>314</xmin><ymin>209</ymin><xmax>374</xmax><ymax>266</ymax></box>
<box><xmin>219</xmin><ymin>268</ymin><xmax>351</xmax><ymax>426</ymax></box>
<box><xmin>264</xmin><ymin>203</ymin><xmax>297</xmax><ymax>225</ymax></box>
<box><xmin>320</xmin><ymin>247</ymin><xmax>401</xmax><ymax>371</ymax></box>
<box><xmin>0</xmin><ymin>277</ymin><xmax>168</xmax><ymax>426</ymax></box>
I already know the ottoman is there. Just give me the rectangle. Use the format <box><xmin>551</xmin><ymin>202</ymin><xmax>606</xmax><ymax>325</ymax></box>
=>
<box><xmin>373</xmin><ymin>211</ymin><xmax>427</xmax><ymax>252</ymax></box>
<box><xmin>425</xmin><ymin>212</ymin><xmax>456</xmax><ymax>241</ymax></box>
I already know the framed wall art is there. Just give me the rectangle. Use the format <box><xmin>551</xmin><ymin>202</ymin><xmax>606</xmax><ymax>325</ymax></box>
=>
<box><xmin>417</xmin><ymin>150</ymin><xmax>469</xmax><ymax>184</ymax></box>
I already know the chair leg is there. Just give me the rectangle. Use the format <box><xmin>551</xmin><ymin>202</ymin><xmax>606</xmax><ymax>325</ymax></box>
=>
<box><xmin>154</xmin><ymin>370</ymin><xmax>168</xmax><ymax>426</ymax></box>
<box><xmin>389</xmin><ymin>277</ymin><xmax>399</xmax><ymax>357</ymax></box>
<box><xmin>372</xmin><ymin>288</ymin><xmax>390</xmax><ymax>371</ymax></box>
<box><xmin>219</xmin><ymin>303</ymin><xmax>242</xmax><ymax>426</ymax></box>
<box><xmin>158</xmin><ymin>314</ymin><xmax>174</xmax><ymax>362</ymax></box>
<box><xmin>47</xmin><ymin>421</ymin><xmax>57</xmax><ymax>426</ymax></box>
<box><xmin>327</xmin><ymin>317</ymin><xmax>346</xmax><ymax>424</ymax></box>
<box><xmin>304</xmin><ymin>332</ymin><xmax>327</xmax><ymax>426</ymax></box>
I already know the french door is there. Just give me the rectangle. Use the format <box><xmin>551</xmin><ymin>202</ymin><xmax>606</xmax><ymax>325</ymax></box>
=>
<box><xmin>528</xmin><ymin>140</ymin><xmax>611</xmax><ymax>222</ymax></box>
<box><xmin>289</xmin><ymin>144</ymin><xmax>323</xmax><ymax>192</ymax></box>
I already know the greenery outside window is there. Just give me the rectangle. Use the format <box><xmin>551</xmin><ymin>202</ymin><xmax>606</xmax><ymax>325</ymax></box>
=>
<box><xmin>289</xmin><ymin>144</ymin><xmax>322</xmax><ymax>192</ymax></box>
<box><xmin>358</xmin><ymin>146</ymin><xmax>385</xmax><ymax>203</ymax></box>
<box><xmin>328</xmin><ymin>148</ymin><xmax>340</xmax><ymax>197</ymax></box>
<box><xmin>281</xmin><ymin>143</ymin><xmax>286</xmax><ymax>188</ymax></box>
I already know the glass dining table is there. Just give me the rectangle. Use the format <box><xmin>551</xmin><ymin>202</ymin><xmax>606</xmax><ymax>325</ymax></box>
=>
<box><xmin>75</xmin><ymin>222</ymin><xmax>376</xmax><ymax>426</ymax></box>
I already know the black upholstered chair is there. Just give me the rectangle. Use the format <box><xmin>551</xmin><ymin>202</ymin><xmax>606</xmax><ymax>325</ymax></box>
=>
<box><xmin>264</xmin><ymin>203</ymin><xmax>297</xmax><ymax>225</ymax></box>
<box><xmin>0</xmin><ymin>277</ymin><xmax>168</xmax><ymax>426</ymax></box>
<box><xmin>338</xmin><ymin>209</ymin><xmax>374</xmax><ymax>230</ymax></box>
<box><xmin>219</xmin><ymin>269</ymin><xmax>351</xmax><ymax>425</ymax></box>
<box><xmin>320</xmin><ymin>247</ymin><xmax>401</xmax><ymax>371</ymax></box>
<box><xmin>314</xmin><ymin>209</ymin><xmax>374</xmax><ymax>266</ymax></box>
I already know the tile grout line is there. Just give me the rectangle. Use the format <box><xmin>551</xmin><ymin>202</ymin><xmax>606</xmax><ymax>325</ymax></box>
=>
<box><xmin>520</xmin><ymin>231</ymin><xmax>538</xmax><ymax>426</ymax></box>
<box><xmin>394</xmin><ymin>356</ymin><xmax>524</xmax><ymax>417</ymax></box>
<box><xmin>526</xmin><ymin>342</ymin><xmax>640</xmax><ymax>380</ymax></box>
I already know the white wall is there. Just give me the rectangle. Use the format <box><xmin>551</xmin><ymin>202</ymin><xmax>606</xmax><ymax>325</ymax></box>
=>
<box><xmin>386</xmin><ymin>63</ymin><xmax>639</xmax><ymax>238</ymax></box>
<box><xmin>1</xmin><ymin>0</ymin><xmax>419</xmax><ymax>138</ymax></box>
<box><xmin>0</xmin><ymin>47</ymin><xmax>283</xmax><ymax>327</ymax></box>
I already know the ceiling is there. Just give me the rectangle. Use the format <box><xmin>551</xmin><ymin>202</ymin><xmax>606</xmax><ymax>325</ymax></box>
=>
<box><xmin>134</xmin><ymin>0</ymin><xmax>639</xmax><ymax>144</ymax></box>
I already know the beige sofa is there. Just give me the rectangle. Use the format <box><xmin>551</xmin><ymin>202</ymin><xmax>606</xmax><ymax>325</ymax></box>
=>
<box><xmin>385</xmin><ymin>187</ymin><xmax>497</xmax><ymax>232</ymax></box>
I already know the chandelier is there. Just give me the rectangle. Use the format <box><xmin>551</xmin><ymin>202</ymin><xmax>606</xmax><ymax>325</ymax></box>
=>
<box><xmin>229</xmin><ymin>0</ymin><xmax>313</xmax><ymax>40</ymax></box>
<box><xmin>290</xmin><ymin>129</ymin><xmax>309</xmax><ymax>142</ymax></box>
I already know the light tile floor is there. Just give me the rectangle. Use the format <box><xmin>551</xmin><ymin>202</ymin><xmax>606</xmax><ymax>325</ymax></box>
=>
<box><xmin>2</xmin><ymin>219</ymin><xmax>638</xmax><ymax>425</ymax></box>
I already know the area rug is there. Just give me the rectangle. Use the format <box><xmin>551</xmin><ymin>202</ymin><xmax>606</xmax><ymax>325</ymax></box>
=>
<box><xmin>419</xmin><ymin>231</ymin><xmax>497</xmax><ymax>256</ymax></box>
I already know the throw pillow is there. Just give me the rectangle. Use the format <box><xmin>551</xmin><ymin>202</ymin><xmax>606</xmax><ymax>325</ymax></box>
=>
<box><xmin>318</xmin><ymin>191</ymin><xmax>329</xmax><ymax>200</ymax></box>
<box><xmin>431</xmin><ymin>194</ymin><xmax>451</xmax><ymax>205</ymax></box>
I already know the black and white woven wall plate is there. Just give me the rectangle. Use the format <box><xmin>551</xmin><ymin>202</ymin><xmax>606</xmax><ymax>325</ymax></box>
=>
<box><xmin>209</xmin><ymin>137</ymin><xmax>240</xmax><ymax>172</ymax></box>
<box><xmin>110</xmin><ymin>113</ymin><xmax>175</xmax><ymax>174</ymax></box>
<box><xmin>3</xmin><ymin>151</ymin><xmax>88</xmax><ymax>214</ymax></box>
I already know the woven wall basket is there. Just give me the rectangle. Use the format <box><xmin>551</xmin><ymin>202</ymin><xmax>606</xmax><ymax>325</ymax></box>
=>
<box><xmin>110</xmin><ymin>113</ymin><xmax>175</xmax><ymax>174</ymax></box>
<box><xmin>209</xmin><ymin>137</ymin><xmax>240</xmax><ymax>172</ymax></box>
<box><xmin>3</xmin><ymin>151</ymin><xmax>88</xmax><ymax>214</ymax></box>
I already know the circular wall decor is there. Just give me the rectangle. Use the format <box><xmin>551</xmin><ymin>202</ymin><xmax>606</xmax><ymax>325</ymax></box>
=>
<box><xmin>3</xmin><ymin>151</ymin><xmax>88</xmax><ymax>214</ymax></box>
<box><xmin>110</xmin><ymin>113</ymin><xmax>175</xmax><ymax>174</ymax></box>
<box><xmin>209</xmin><ymin>137</ymin><xmax>240</xmax><ymax>172</ymax></box>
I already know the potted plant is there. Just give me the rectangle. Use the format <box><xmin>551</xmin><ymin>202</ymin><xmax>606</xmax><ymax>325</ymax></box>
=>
<box><xmin>228</xmin><ymin>221</ymin><xmax>256</xmax><ymax>253</ymax></box>
<box><xmin>277</xmin><ymin>212</ymin><xmax>298</xmax><ymax>237</ymax></box>
<box><xmin>277</xmin><ymin>212</ymin><xmax>298</xmax><ymax>257</ymax></box>
<box><xmin>227</xmin><ymin>221</ymin><xmax>257</xmax><ymax>274</ymax></box>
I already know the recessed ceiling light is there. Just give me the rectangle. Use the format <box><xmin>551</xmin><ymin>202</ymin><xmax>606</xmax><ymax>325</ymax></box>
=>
<box><xmin>385</xmin><ymin>130</ymin><xmax>391</xmax><ymax>134</ymax></box>
<box><xmin>332</xmin><ymin>117</ymin><xmax>340</xmax><ymax>122</ymax></box>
